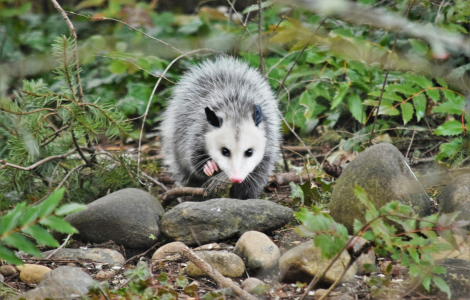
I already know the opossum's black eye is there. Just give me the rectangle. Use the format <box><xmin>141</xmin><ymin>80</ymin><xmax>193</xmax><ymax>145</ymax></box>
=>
<box><xmin>245</xmin><ymin>149</ymin><xmax>253</xmax><ymax>157</ymax></box>
<box><xmin>221</xmin><ymin>147</ymin><xmax>230</xmax><ymax>157</ymax></box>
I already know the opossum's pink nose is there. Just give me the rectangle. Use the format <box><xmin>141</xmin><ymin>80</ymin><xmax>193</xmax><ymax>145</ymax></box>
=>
<box><xmin>230</xmin><ymin>172</ymin><xmax>244</xmax><ymax>184</ymax></box>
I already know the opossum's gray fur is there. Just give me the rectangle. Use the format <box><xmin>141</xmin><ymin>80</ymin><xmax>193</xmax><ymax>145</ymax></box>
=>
<box><xmin>160</xmin><ymin>56</ymin><xmax>281</xmax><ymax>199</ymax></box>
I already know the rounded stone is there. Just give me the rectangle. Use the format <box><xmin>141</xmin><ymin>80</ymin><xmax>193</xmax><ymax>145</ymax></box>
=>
<box><xmin>241</xmin><ymin>277</ymin><xmax>268</xmax><ymax>295</ymax></box>
<box><xmin>186</xmin><ymin>251</ymin><xmax>245</xmax><ymax>278</ymax></box>
<box><xmin>152</xmin><ymin>241</ymin><xmax>187</xmax><ymax>260</ymax></box>
<box><xmin>438</xmin><ymin>174</ymin><xmax>470</xmax><ymax>230</ymax></box>
<box><xmin>351</xmin><ymin>236</ymin><xmax>376</xmax><ymax>275</ymax></box>
<box><xmin>39</xmin><ymin>266</ymin><xmax>94</xmax><ymax>295</ymax></box>
<box><xmin>0</xmin><ymin>265</ymin><xmax>17</xmax><ymax>277</ymax></box>
<box><xmin>17</xmin><ymin>264</ymin><xmax>52</xmax><ymax>285</ymax></box>
<box><xmin>42</xmin><ymin>248</ymin><xmax>125</xmax><ymax>266</ymax></box>
<box><xmin>96</xmin><ymin>270</ymin><xmax>115</xmax><ymax>281</ymax></box>
<box><xmin>63</xmin><ymin>188</ymin><xmax>164</xmax><ymax>249</ymax></box>
<box><xmin>279</xmin><ymin>240</ymin><xmax>357</xmax><ymax>283</ymax></box>
<box><xmin>162</xmin><ymin>198</ymin><xmax>293</xmax><ymax>245</ymax></box>
<box><xmin>234</xmin><ymin>231</ymin><xmax>280</xmax><ymax>274</ymax></box>
<box><xmin>330</xmin><ymin>143</ymin><xmax>431</xmax><ymax>234</ymax></box>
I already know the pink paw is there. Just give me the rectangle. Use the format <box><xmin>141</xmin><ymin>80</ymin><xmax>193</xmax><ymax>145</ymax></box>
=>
<box><xmin>203</xmin><ymin>160</ymin><xmax>219</xmax><ymax>176</ymax></box>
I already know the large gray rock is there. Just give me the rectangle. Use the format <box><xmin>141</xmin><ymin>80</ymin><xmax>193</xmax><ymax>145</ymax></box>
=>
<box><xmin>279</xmin><ymin>240</ymin><xmax>357</xmax><ymax>284</ymax></box>
<box><xmin>438</xmin><ymin>174</ymin><xmax>470</xmax><ymax>230</ymax></box>
<box><xmin>11</xmin><ymin>266</ymin><xmax>93</xmax><ymax>300</ymax></box>
<box><xmin>42</xmin><ymin>248</ymin><xmax>125</xmax><ymax>266</ymax></box>
<box><xmin>420</xmin><ymin>258</ymin><xmax>470</xmax><ymax>300</ymax></box>
<box><xmin>64</xmin><ymin>188</ymin><xmax>164</xmax><ymax>249</ymax></box>
<box><xmin>161</xmin><ymin>199</ymin><xmax>293</xmax><ymax>245</ymax></box>
<box><xmin>330</xmin><ymin>143</ymin><xmax>431</xmax><ymax>234</ymax></box>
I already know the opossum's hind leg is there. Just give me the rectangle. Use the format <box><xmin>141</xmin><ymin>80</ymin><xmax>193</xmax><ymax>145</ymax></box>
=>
<box><xmin>229</xmin><ymin>181</ymin><xmax>261</xmax><ymax>200</ymax></box>
<box><xmin>203</xmin><ymin>160</ymin><xmax>219</xmax><ymax>176</ymax></box>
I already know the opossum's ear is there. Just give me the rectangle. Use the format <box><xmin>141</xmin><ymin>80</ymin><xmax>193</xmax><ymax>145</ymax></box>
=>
<box><xmin>205</xmin><ymin>107</ymin><xmax>223</xmax><ymax>128</ymax></box>
<box><xmin>253</xmin><ymin>105</ymin><xmax>263</xmax><ymax>126</ymax></box>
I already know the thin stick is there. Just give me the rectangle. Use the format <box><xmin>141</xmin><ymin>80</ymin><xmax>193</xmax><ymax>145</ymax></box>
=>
<box><xmin>55</xmin><ymin>163</ymin><xmax>86</xmax><ymax>191</ymax></box>
<box><xmin>140</xmin><ymin>171</ymin><xmax>169</xmax><ymax>191</ymax></box>
<box><xmin>369</xmin><ymin>0</ymin><xmax>416</xmax><ymax>145</ymax></box>
<box><xmin>276</xmin><ymin>18</ymin><xmax>327</xmax><ymax>97</ymax></box>
<box><xmin>405</xmin><ymin>129</ymin><xmax>416</xmax><ymax>159</ymax></box>
<box><xmin>226</xmin><ymin>0</ymin><xmax>259</xmax><ymax>49</ymax></box>
<box><xmin>279</xmin><ymin>112</ymin><xmax>317</xmax><ymax>162</ymax></box>
<box><xmin>0</xmin><ymin>149</ymin><xmax>77</xmax><ymax>171</ymax></box>
<box><xmin>46</xmin><ymin>234</ymin><xmax>72</xmax><ymax>259</ymax></box>
<box><xmin>50</xmin><ymin>0</ymin><xmax>84</xmax><ymax>103</ymax></box>
<box><xmin>258</xmin><ymin>0</ymin><xmax>264</xmax><ymax>73</ymax></box>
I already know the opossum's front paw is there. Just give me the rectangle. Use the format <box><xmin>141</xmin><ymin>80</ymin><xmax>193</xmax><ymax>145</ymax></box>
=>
<box><xmin>203</xmin><ymin>160</ymin><xmax>219</xmax><ymax>176</ymax></box>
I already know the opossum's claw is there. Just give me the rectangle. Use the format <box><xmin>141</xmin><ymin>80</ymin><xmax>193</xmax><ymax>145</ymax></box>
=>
<box><xmin>204</xmin><ymin>160</ymin><xmax>219</xmax><ymax>176</ymax></box>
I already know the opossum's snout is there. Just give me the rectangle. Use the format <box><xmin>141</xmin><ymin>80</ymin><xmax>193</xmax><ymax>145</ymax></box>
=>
<box><xmin>229</xmin><ymin>171</ymin><xmax>244</xmax><ymax>184</ymax></box>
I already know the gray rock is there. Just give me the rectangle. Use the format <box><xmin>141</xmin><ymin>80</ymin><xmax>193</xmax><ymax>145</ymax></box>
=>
<box><xmin>279</xmin><ymin>240</ymin><xmax>357</xmax><ymax>284</ymax></box>
<box><xmin>0</xmin><ymin>265</ymin><xmax>16</xmax><ymax>277</ymax></box>
<box><xmin>186</xmin><ymin>251</ymin><xmax>245</xmax><ymax>278</ymax></box>
<box><xmin>351</xmin><ymin>236</ymin><xmax>376</xmax><ymax>275</ymax></box>
<box><xmin>438</xmin><ymin>174</ymin><xmax>470</xmax><ymax>230</ymax></box>
<box><xmin>330</xmin><ymin>143</ymin><xmax>431</xmax><ymax>234</ymax></box>
<box><xmin>40</xmin><ymin>266</ymin><xmax>94</xmax><ymax>295</ymax></box>
<box><xmin>419</xmin><ymin>258</ymin><xmax>470</xmax><ymax>299</ymax></box>
<box><xmin>64</xmin><ymin>188</ymin><xmax>164</xmax><ymax>249</ymax></box>
<box><xmin>234</xmin><ymin>231</ymin><xmax>280</xmax><ymax>274</ymax></box>
<box><xmin>42</xmin><ymin>248</ymin><xmax>125</xmax><ymax>266</ymax></box>
<box><xmin>11</xmin><ymin>266</ymin><xmax>93</xmax><ymax>300</ymax></box>
<box><xmin>161</xmin><ymin>198</ymin><xmax>293</xmax><ymax>245</ymax></box>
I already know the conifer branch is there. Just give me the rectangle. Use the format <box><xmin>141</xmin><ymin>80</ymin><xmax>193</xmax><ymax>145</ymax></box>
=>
<box><xmin>0</xmin><ymin>107</ymin><xmax>56</xmax><ymax>115</ymax></box>
<box><xmin>61</xmin><ymin>37</ymin><xmax>77</xmax><ymax>102</ymax></box>
<box><xmin>71</xmin><ymin>130</ymin><xmax>90</xmax><ymax>165</ymax></box>
<box><xmin>50</xmin><ymin>0</ymin><xmax>84</xmax><ymax>102</ymax></box>
<box><xmin>0</xmin><ymin>149</ymin><xmax>78</xmax><ymax>171</ymax></box>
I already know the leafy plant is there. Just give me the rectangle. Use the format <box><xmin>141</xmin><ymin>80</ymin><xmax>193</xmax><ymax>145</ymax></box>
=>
<box><xmin>294</xmin><ymin>185</ymin><xmax>469</xmax><ymax>299</ymax></box>
<box><xmin>0</xmin><ymin>188</ymin><xmax>85</xmax><ymax>265</ymax></box>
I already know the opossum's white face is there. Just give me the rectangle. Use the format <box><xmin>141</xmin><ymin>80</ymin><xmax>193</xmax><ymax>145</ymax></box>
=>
<box><xmin>204</xmin><ymin>107</ymin><xmax>267</xmax><ymax>184</ymax></box>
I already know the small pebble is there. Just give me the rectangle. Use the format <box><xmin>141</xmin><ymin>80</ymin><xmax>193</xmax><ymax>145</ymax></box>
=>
<box><xmin>96</xmin><ymin>270</ymin><xmax>115</xmax><ymax>281</ymax></box>
<box><xmin>0</xmin><ymin>265</ymin><xmax>17</xmax><ymax>277</ymax></box>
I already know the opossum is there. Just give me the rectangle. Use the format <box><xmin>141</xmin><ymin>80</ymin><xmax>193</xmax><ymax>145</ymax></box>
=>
<box><xmin>160</xmin><ymin>56</ymin><xmax>281</xmax><ymax>200</ymax></box>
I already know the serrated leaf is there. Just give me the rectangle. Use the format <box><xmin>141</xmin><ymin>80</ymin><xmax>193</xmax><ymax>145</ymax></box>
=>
<box><xmin>412</xmin><ymin>93</ymin><xmax>426</xmax><ymax>121</ymax></box>
<box><xmin>432</xmin><ymin>276</ymin><xmax>451</xmax><ymax>299</ymax></box>
<box><xmin>20</xmin><ymin>205</ymin><xmax>40</xmax><ymax>227</ymax></box>
<box><xmin>347</xmin><ymin>94</ymin><xmax>365</xmax><ymax>124</ymax></box>
<box><xmin>400</xmin><ymin>102</ymin><xmax>414</xmax><ymax>124</ymax></box>
<box><xmin>432</xmin><ymin>100</ymin><xmax>465</xmax><ymax>114</ymax></box>
<box><xmin>404</xmin><ymin>74</ymin><xmax>433</xmax><ymax>89</ymax></box>
<box><xmin>426</xmin><ymin>89</ymin><xmax>441</xmax><ymax>102</ymax></box>
<box><xmin>0</xmin><ymin>202</ymin><xmax>26</xmax><ymax>236</ymax></box>
<box><xmin>40</xmin><ymin>216</ymin><xmax>78</xmax><ymax>234</ymax></box>
<box><xmin>331</xmin><ymin>82</ymin><xmax>349</xmax><ymax>109</ymax></box>
<box><xmin>434</xmin><ymin>121</ymin><xmax>464</xmax><ymax>136</ymax></box>
<box><xmin>387</xmin><ymin>84</ymin><xmax>419</xmax><ymax>96</ymax></box>
<box><xmin>436</xmin><ymin>78</ymin><xmax>448</xmax><ymax>88</ymax></box>
<box><xmin>409</xmin><ymin>39</ymin><xmax>428</xmax><ymax>56</ymax></box>
<box><xmin>0</xmin><ymin>244</ymin><xmax>23</xmax><ymax>265</ymax></box>
<box><xmin>439</xmin><ymin>230</ymin><xmax>458</xmax><ymax>250</ymax></box>
<box><xmin>422</xmin><ymin>275</ymin><xmax>431</xmax><ymax>292</ymax></box>
<box><xmin>22</xmin><ymin>225</ymin><xmax>59</xmax><ymax>247</ymax></box>
<box><xmin>1</xmin><ymin>233</ymin><xmax>42</xmax><ymax>257</ymax></box>
<box><xmin>432</xmin><ymin>265</ymin><xmax>447</xmax><ymax>275</ymax></box>
<box><xmin>55</xmin><ymin>203</ymin><xmax>87</xmax><ymax>216</ymax></box>
<box><xmin>378</xmin><ymin>105</ymin><xmax>400</xmax><ymax>116</ymax></box>
<box><xmin>38</xmin><ymin>188</ymin><xmax>65</xmax><ymax>218</ymax></box>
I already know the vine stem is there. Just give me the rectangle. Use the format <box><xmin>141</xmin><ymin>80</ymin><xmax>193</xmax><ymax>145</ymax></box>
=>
<box><xmin>369</xmin><ymin>0</ymin><xmax>416</xmax><ymax>145</ymax></box>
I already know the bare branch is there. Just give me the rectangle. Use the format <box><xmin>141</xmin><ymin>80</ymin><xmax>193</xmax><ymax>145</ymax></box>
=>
<box><xmin>0</xmin><ymin>149</ymin><xmax>78</xmax><ymax>171</ymax></box>
<box><xmin>140</xmin><ymin>171</ymin><xmax>169</xmax><ymax>191</ymax></box>
<box><xmin>161</xmin><ymin>187</ymin><xmax>207</xmax><ymax>206</ymax></box>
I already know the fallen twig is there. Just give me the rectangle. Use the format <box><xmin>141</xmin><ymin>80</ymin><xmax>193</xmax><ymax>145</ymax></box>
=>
<box><xmin>161</xmin><ymin>187</ymin><xmax>207</xmax><ymax>205</ymax></box>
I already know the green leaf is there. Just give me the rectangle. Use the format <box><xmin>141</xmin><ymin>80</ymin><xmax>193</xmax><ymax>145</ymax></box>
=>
<box><xmin>439</xmin><ymin>230</ymin><xmax>458</xmax><ymax>250</ymax></box>
<box><xmin>22</xmin><ymin>225</ymin><xmax>59</xmax><ymax>247</ymax></box>
<box><xmin>38</xmin><ymin>188</ymin><xmax>65</xmax><ymax>218</ymax></box>
<box><xmin>0</xmin><ymin>202</ymin><xmax>26</xmax><ymax>236</ymax></box>
<box><xmin>348</xmin><ymin>94</ymin><xmax>365</xmax><ymax>124</ymax></box>
<box><xmin>422</xmin><ymin>275</ymin><xmax>431</xmax><ymax>292</ymax></box>
<box><xmin>403</xmin><ymin>74</ymin><xmax>433</xmax><ymax>89</ymax></box>
<box><xmin>353</xmin><ymin>219</ymin><xmax>363</xmax><ymax>234</ymax></box>
<box><xmin>412</xmin><ymin>93</ymin><xmax>426</xmax><ymax>122</ymax></box>
<box><xmin>436</xmin><ymin>78</ymin><xmax>448</xmax><ymax>88</ymax></box>
<box><xmin>331</xmin><ymin>82</ymin><xmax>349</xmax><ymax>109</ymax></box>
<box><xmin>299</xmin><ymin>91</ymin><xmax>327</xmax><ymax>120</ymax></box>
<box><xmin>1</xmin><ymin>233</ymin><xmax>42</xmax><ymax>257</ymax></box>
<box><xmin>432</xmin><ymin>276</ymin><xmax>451</xmax><ymax>299</ymax></box>
<box><xmin>378</xmin><ymin>105</ymin><xmax>400</xmax><ymax>116</ymax></box>
<box><xmin>434</xmin><ymin>121</ymin><xmax>464</xmax><ymax>136</ymax></box>
<box><xmin>432</xmin><ymin>100</ymin><xmax>465</xmax><ymax>115</ymax></box>
<box><xmin>409</xmin><ymin>39</ymin><xmax>428</xmax><ymax>56</ymax></box>
<box><xmin>0</xmin><ymin>244</ymin><xmax>23</xmax><ymax>265</ymax></box>
<box><xmin>426</xmin><ymin>89</ymin><xmax>441</xmax><ymax>103</ymax></box>
<box><xmin>432</xmin><ymin>265</ymin><xmax>447</xmax><ymax>275</ymax></box>
<box><xmin>55</xmin><ymin>203</ymin><xmax>87</xmax><ymax>216</ymax></box>
<box><xmin>400</xmin><ymin>102</ymin><xmax>414</xmax><ymax>124</ymax></box>
<box><xmin>20</xmin><ymin>205</ymin><xmax>40</xmax><ymax>227</ymax></box>
<box><xmin>40</xmin><ymin>216</ymin><xmax>78</xmax><ymax>234</ymax></box>
<box><xmin>109</xmin><ymin>60</ymin><xmax>127</xmax><ymax>74</ymax></box>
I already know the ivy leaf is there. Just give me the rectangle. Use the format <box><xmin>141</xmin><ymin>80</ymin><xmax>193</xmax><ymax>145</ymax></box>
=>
<box><xmin>432</xmin><ymin>276</ymin><xmax>451</xmax><ymax>299</ymax></box>
<box><xmin>347</xmin><ymin>94</ymin><xmax>365</xmax><ymax>124</ymax></box>
<box><xmin>331</xmin><ymin>82</ymin><xmax>349</xmax><ymax>109</ymax></box>
<box><xmin>434</xmin><ymin>121</ymin><xmax>464</xmax><ymax>136</ymax></box>
<box><xmin>400</xmin><ymin>102</ymin><xmax>414</xmax><ymax>124</ymax></box>
<box><xmin>412</xmin><ymin>93</ymin><xmax>426</xmax><ymax>122</ymax></box>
